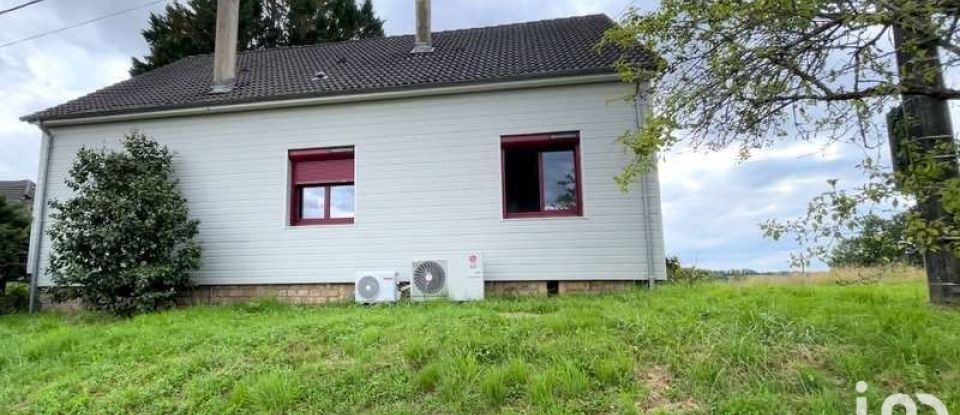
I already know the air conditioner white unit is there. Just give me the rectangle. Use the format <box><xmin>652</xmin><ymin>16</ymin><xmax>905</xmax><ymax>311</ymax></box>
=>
<box><xmin>411</xmin><ymin>259</ymin><xmax>449</xmax><ymax>301</ymax></box>
<box><xmin>354</xmin><ymin>270</ymin><xmax>399</xmax><ymax>304</ymax></box>
<box><xmin>448</xmin><ymin>252</ymin><xmax>484</xmax><ymax>301</ymax></box>
<box><xmin>411</xmin><ymin>253</ymin><xmax>484</xmax><ymax>302</ymax></box>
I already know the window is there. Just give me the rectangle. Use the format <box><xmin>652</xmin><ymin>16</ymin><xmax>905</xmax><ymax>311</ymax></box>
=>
<box><xmin>501</xmin><ymin>132</ymin><xmax>582</xmax><ymax>218</ymax></box>
<box><xmin>289</xmin><ymin>147</ymin><xmax>355</xmax><ymax>225</ymax></box>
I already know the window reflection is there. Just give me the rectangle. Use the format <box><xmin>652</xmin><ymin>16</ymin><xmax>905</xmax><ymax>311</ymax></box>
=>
<box><xmin>300</xmin><ymin>186</ymin><xmax>325</xmax><ymax>219</ymax></box>
<box><xmin>542</xmin><ymin>150</ymin><xmax>576</xmax><ymax>210</ymax></box>
<box><xmin>330</xmin><ymin>185</ymin><xmax>355</xmax><ymax>218</ymax></box>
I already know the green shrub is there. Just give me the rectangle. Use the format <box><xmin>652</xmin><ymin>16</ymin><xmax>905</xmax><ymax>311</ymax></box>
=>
<box><xmin>0</xmin><ymin>283</ymin><xmax>28</xmax><ymax>314</ymax></box>
<box><xmin>0</xmin><ymin>197</ymin><xmax>30</xmax><ymax>295</ymax></box>
<box><xmin>666</xmin><ymin>256</ymin><xmax>715</xmax><ymax>285</ymax></box>
<box><xmin>828</xmin><ymin>213</ymin><xmax>923</xmax><ymax>268</ymax></box>
<box><xmin>47</xmin><ymin>132</ymin><xmax>200</xmax><ymax>316</ymax></box>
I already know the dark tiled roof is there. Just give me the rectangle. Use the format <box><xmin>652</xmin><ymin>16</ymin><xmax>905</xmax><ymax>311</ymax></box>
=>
<box><xmin>23</xmin><ymin>14</ymin><xmax>647</xmax><ymax>122</ymax></box>
<box><xmin>0</xmin><ymin>180</ymin><xmax>35</xmax><ymax>204</ymax></box>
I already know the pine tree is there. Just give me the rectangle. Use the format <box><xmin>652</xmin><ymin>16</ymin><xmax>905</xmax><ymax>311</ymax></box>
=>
<box><xmin>356</xmin><ymin>0</ymin><xmax>384</xmax><ymax>39</ymax></box>
<box><xmin>131</xmin><ymin>0</ymin><xmax>385</xmax><ymax>76</ymax></box>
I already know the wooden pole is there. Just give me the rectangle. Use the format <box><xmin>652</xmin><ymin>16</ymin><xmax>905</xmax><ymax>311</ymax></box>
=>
<box><xmin>892</xmin><ymin>17</ymin><xmax>960</xmax><ymax>304</ymax></box>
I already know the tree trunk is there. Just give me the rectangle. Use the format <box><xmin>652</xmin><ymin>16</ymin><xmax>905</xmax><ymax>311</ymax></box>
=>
<box><xmin>892</xmin><ymin>21</ymin><xmax>960</xmax><ymax>304</ymax></box>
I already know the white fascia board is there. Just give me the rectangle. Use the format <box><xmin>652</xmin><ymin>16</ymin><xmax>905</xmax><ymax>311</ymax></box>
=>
<box><xmin>36</xmin><ymin>74</ymin><xmax>622</xmax><ymax>127</ymax></box>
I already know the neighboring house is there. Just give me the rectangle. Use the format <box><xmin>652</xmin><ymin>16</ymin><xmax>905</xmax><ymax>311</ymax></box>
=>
<box><xmin>0</xmin><ymin>180</ymin><xmax>35</xmax><ymax>210</ymax></box>
<box><xmin>21</xmin><ymin>11</ymin><xmax>666</xmax><ymax>304</ymax></box>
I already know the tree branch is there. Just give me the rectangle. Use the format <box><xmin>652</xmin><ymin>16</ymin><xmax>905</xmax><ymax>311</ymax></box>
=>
<box><xmin>755</xmin><ymin>86</ymin><xmax>960</xmax><ymax>103</ymax></box>
<box><xmin>940</xmin><ymin>39</ymin><xmax>960</xmax><ymax>57</ymax></box>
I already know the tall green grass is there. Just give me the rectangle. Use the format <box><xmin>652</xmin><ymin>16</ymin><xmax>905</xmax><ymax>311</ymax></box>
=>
<box><xmin>1</xmin><ymin>268</ymin><xmax>957</xmax><ymax>414</ymax></box>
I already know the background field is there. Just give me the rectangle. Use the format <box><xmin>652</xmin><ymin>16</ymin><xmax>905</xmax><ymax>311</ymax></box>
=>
<box><xmin>1</xmin><ymin>267</ymin><xmax>958</xmax><ymax>414</ymax></box>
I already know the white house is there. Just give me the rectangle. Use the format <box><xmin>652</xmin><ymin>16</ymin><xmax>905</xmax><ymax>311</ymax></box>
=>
<box><xmin>22</xmin><ymin>6</ymin><xmax>666</xmax><ymax>305</ymax></box>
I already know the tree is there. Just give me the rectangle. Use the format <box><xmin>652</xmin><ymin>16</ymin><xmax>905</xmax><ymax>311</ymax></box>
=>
<box><xmin>131</xmin><ymin>0</ymin><xmax>268</xmax><ymax>75</ymax></box>
<box><xmin>287</xmin><ymin>0</ymin><xmax>383</xmax><ymax>44</ymax></box>
<box><xmin>131</xmin><ymin>0</ymin><xmax>384</xmax><ymax>75</ymax></box>
<box><xmin>47</xmin><ymin>132</ymin><xmax>201</xmax><ymax>316</ymax></box>
<box><xmin>601</xmin><ymin>1</ymin><xmax>960</xmax><ymax>303</ymax></box>
<box><xmin>828</xmin><ymin>213</ymin><xmax>923</xmax><ymax>268</ymax></box>
<box><xmin>0</xmin><ymin>198</ymin><xmax>30</xmax><ymax>295</ymax></box>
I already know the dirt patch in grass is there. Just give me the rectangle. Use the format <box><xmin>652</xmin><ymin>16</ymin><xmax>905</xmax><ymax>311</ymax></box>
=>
<box><xmin>785</xmin><ymin>344</ymin><xmax>828</xmax><ymax>368</ymax></box>
<box><xmin>637</xmin><ymin>365</ymin><xmax>701</xmax><ymax>414</ymax></box>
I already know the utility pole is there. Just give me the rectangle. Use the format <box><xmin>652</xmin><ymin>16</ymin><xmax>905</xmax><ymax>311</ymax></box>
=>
<box><xmin>891</xmin><ymin>15</ymin><xmax>960</xmax><ymax>304</ymax></box>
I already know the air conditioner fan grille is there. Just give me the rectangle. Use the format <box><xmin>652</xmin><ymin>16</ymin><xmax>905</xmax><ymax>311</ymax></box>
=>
<box><xmin>357</xmin><ymin>275</ymin><xmax>380</xmax><ymax>301</ymax></box>
<box><xmin>413</xmin><ymin>261</ymin><xmax>446</xmax><ymax>294</ymax></box>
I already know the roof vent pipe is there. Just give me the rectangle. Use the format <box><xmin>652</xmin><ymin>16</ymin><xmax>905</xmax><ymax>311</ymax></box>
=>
<box><xmin>210</xmin><ymin>0</ymin><xmax>240</xmax><ymax>93</ymax></box>
<box><xmin>411</xmin><ymin>0</ymin><xmax>434</xmax><ymax>53</ymax></box>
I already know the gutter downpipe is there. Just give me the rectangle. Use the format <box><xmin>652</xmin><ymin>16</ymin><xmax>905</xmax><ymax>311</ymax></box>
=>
<box><xmin>27</xmin><ymin>122</ymin><xmax>53</xmax><ymax>313</ymax></box>
<box><xmin>634</xmin><ymin>82</ymin><xmax>657</xmax><ymax>289</ymax></box>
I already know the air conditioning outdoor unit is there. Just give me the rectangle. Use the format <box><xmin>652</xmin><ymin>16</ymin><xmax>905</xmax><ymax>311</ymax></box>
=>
<box><xmin>354</xmin><ymin>270</ymin><xmax>399</xmax><ymax>304</ymax></box>
<box><xmin>411</xmin><ymin>253</ymin><xmax>485</xmax><ymax>302</ymax></box>
<box><xmin>448</xmin><ymin>252</ymin><xmax>484</xmax><ymax>301</ymax></box>
<box><xmin>411</xmin><ymin>259</ymin><xmax>449</xmax><ymax>301</ymax></box>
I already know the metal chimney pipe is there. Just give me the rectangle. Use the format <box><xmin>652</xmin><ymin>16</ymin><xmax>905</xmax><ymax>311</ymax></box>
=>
<box><xmin>211</xmin><ymin>0</ymin><xmax>239</xmax><ymax>93</ymax></box>
<box><xmin>412</xmin><ymin>0</ymin><xmax>433</xmax><ymax>53</ymax></box>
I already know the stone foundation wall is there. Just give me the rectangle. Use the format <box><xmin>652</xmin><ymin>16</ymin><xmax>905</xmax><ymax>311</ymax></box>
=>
<box><xmin>485</xmin><ymin>280</ymin><xmax>639</xmax><ymax>297</ymax></box>
<box><xmin>558</xmin><ymin>280</ymin><xmax>637</xmax><ymax>294</ymax></box>
<box><xmin>485</xmin><ymin>281</ymin><xmax>549</xmax><ymax>297</ymax></box>
<box><xmin>38</xmin><ymin>280</ymin><xmax>643</xmax><ymax>310</ymax></box>
<box><xmin>180</xmin><ymin>284</ymin><xmax>354</xmax><ymax>306</ymax></box>
<box><xmin>37</xmin><ymin>290</ymin><xmax>83</xmax><ymax>312</ymax></box>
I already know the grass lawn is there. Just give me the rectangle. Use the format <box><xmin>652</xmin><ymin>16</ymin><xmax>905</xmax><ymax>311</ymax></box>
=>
<box><xmin>1</xmin><ymin>268</ymin><xmax>959</xmax><ymax>414</ymax></box>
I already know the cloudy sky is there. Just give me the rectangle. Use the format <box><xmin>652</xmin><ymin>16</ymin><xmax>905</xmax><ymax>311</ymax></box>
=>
<box><xmin>0</xmin><ymin>0</ymin><xmax>955</xmax><ymax>271</ymax></box>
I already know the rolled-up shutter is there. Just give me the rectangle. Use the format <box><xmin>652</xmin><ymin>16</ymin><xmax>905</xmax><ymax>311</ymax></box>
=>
<box><xmin>289</xmin><ymin>148</ymin><xmax>354</xmax><ymax>184</ymax></box>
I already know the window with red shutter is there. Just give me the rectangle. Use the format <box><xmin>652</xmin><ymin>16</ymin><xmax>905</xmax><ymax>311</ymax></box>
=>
<box><xmin>289</xmin><ymin>147</ymin><xmax>355</xmax><ymax>225</ymax></box>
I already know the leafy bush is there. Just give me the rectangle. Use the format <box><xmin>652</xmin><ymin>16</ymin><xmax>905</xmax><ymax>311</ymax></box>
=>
<box><xmin>665</xmin><ymin>255</ymin><xmax>715</xmax><ymax>284</ymax></box>
<box><xmin>47</xmin><ymin>132</ymin><xmax>200</xmax><ymax>316</ymax></box>
<box><xmin>0</xmin><ymin>197</ymin><xmax>30</xmax><ymax>295</ymax></box>
<box><xmin>828</xmin><ymin>213</ymin><xmax>923</xmax><ymax>268</ymax></box>
<box><xmin>0</xmin><ymin>283</ymin><xmax>28</xmax><ymax>314</ymax></box>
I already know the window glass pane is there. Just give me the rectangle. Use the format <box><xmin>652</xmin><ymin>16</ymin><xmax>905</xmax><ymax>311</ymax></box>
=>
<box><xmin>503</xmin><ymin>149</ymin><xmax>541</xmax><ymax>213</ymax></box>
<box><xmin>301</xmin><ymin>186</ymin><xmax>326</xmax><ymax>219</ymax></box>
<box><xmin>542</xmin><ymin>150</ymin><xmax>577</xmax><ymax>211</ymax></box>
<box><xmin>330</xmin><ymin>185</ymin><xmax>355</xmax><ymax>218</ymax></box>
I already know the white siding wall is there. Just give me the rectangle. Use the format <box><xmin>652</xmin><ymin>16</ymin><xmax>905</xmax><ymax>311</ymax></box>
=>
<box><xmin>34</xmin><ymin>82</ymin><xmax>666</xmax><ymax>286</ymax></box>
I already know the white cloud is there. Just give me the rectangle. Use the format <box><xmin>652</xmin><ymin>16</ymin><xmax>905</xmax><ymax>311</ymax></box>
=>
<box><xmin>658</xmin><ymin>139</ymin><xmax>878</xmax><ymax>271</ymax></box>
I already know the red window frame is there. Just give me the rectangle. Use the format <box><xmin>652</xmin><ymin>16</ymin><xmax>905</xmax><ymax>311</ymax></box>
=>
<box><xmin>289</xmin><ymin>147</ymin><xmax>355</xmax><ymax>226</ymax></box>
<box><xmin>500</xmin><ymin>131</ymin><xmax>583</xmax><ymax>219</ymax></box>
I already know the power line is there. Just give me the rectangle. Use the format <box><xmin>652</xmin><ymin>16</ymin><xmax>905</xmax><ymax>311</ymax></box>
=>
<box><xmin>0</xmin><ymin>0</ymin><xmax>168</xmax><ymax>49</ymax></box>
<box><xmin>0</xmin><ymin>0</ymin><xmax>48</xmax><ymax>17</ymax></box>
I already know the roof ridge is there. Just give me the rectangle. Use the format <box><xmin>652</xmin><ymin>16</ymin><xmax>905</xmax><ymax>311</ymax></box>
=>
<box><xmin>409</xmin><ymin>13</ymin><xmax>611</xmax><ymax>37</ymax></box>
<box><xmin>190</xmin><ymin>14</ymin><xmax>613</xmax><ymax>58</ymax></box>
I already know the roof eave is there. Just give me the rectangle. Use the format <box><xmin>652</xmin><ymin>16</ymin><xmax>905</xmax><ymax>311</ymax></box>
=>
<box><xmin>26</xmin><ymin>71</ymin><xmax>626</xmax><ymax>126</ymax></box>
